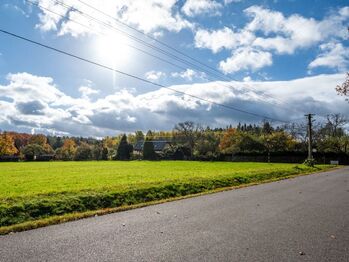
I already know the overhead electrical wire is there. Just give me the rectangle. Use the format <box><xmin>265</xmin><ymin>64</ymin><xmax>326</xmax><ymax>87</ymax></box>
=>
<box><xmin>0</xmin><ymin>28</ymin><xmax>291</xmax><ymax>123</ymax></box>
<box><xmin>49</xmin><ymin>0</ymin><xmax>300</xmax><ymax>111</ymax></box>
<box><xmin>74</xmin><ymin>0</ymin><xmax>302</xmax><ymax>110</ymax></box>
<box><xmin>24</xmin><ymin>0</ymin><xmax>303</xmax><ymax>117</ymax></box>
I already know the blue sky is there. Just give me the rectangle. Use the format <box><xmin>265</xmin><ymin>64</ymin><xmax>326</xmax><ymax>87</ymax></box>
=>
<box><xmin>0</xmin><ymin>0</ymin><xmax>348</xmax><ymax>136</ymax></box>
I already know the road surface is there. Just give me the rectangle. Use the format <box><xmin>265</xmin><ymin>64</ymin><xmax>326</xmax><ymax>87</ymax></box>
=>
<box><xmin>1</xmin><ymin>167</ymin><xmax>348</xmax><ymax>262</ymax></box>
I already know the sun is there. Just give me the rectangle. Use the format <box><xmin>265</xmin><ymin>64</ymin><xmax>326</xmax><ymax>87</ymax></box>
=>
<box><xmin>95</xmin><ymin>34</ymin><xmax>133</xmax><ymax>68</ymax></box>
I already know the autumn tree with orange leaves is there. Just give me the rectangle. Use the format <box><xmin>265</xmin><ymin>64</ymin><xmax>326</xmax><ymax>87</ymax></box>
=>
<box><xmin>0</xmin><ymin>133</ymin><xmax>19</xmax><ymax>156</ymax></box>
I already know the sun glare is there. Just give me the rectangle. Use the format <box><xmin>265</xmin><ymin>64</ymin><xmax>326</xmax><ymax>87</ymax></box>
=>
<box><xmin>95</xmin><ymin>34</ymin><xmax>133</xmax><ymax>68</ymax></box>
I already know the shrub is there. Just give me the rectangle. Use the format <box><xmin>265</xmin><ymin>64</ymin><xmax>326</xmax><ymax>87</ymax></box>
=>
<box><xmin>303</xmin><ymin>159</ymin><xmax>316</xmax><ymax>167</ymax></box>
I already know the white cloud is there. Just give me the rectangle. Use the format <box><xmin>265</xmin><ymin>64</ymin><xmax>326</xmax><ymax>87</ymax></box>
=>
<box><xmin>219</xmin><ymin>48</ymin><xmax>272</xmax><ymax>74</ymax></box>
<box><xmin>1</xmin><ymin>72</ymin><xmax>347</xmax><ymax>136</ymax></box>
<box><xmin>194</xmin><ymin>5</ymin><xmax>349</xmax><ymax>73</ymax></box>
<box><xmin>182</xmin><ymin>0</ymin><xmax>222</xmax><ymax>17</ymax></box>
<box><xmin>308</xmin><ymin>42</ymin><xmax>349</xmax><ymax>71</ymax></box>
<box><xmin>243</xmin><ymin>76</ymin><xmax>252</xmax><ymax>82</ymax></box>
<box><xmin>171</xmin><ymin>69</ymin><xmax>206</xmax><ymax>81</ymax></box>
<box><xmin>224</xmin><ymin>0</ymin><xmax>242</xmax><ymax>4</ymax></box>
<box><xmin>79</xmin><ymin>86</ymin><xmax>100</xmax><ymax>100</ymax></box>
<box><xmin>246</xmin><ymin>5</ymin><xmax>349</xmax><ymax>54</ymax></box>
<box><xmin>145</xmin><ymin>71</ymin><xmax>166</xmax><ymax>81</ymax></box>
<box><xmin>34</xmin><ymin>0</ymin><xmax>193</xmax><ymax>36</ymax></box>
<box><xmin>195</xmin><ymin>27</ymin><xmax>255</xmax><ymax>53</ymax></box>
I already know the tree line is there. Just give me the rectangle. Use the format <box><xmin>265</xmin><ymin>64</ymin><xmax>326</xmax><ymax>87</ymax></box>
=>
<box><xmin>0</xmin><ymin>114</ymin><xmax>348</xmax><ymax>161</ymax></box>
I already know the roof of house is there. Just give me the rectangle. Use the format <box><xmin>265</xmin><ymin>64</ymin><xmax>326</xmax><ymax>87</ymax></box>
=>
<box><xmin>134</xmin><ymin>140</ymin><xmax>171</xmax><ymax>151</ymax></box>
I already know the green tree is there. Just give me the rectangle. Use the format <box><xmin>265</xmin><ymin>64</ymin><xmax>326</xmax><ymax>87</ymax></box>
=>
<box><xmin>261</xmin><ymin>131</ymin><xmax>296</xmax><ymax>152</ymax></box>
<box><xmin>74</xmin><ymin>142</ymin><xmax>92</xmax><ymax>160</ymax></box>
<box><xmin>21</xmin><ymin>144</ymin><xmax>44</xmax><ymax>161</ymax></box>
<box><xmin>115</xmin><ymin>134</ymin><xmax>132</xmax><ymax>160</ymax></box>
<box><xmin>101</xmin><ymin>147</ymin><xmax>109</xmax><ymax>160</ymax></box>
<box><xmin>143</xmin><ymin>140</ymin><xmax>156</xmax><ymax>160</ymax></box>
<box><xmin>193</xmin><ymin>131</ymin><xmax>220</xmax><ymax>160</ymax></box>
<box><xmin>135</xmin><ymin>130</ymin><xmax>145</xmax><ymax>142</ymax></box>
<box><xmin>145</xmin><ymin>130</ymin><xmax>153</xmax><ymax>140</ymax></box>
<box><xmin>262</xmin><ymin>121</ymin><xmax>273</xmax><ymax>135</ymax></box>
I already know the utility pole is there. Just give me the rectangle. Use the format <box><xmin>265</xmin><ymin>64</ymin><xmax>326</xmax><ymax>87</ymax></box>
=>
<box><xmin>305</xmin><ymin>114</ymin><xmax>315</xmax><ymax>160</ymax></box>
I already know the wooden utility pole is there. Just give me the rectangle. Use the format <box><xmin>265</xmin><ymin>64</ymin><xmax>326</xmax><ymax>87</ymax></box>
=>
<box><xmin>305</xmin><ymin>114</ymin><xmax>315</xmax><ymax>160</ymax></box>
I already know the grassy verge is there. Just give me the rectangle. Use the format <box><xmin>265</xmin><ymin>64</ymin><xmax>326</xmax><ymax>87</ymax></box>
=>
<box><xmin>0</xmin><ymin>162</ymin><xmax>335</xmax><ymax>234</ymax></box>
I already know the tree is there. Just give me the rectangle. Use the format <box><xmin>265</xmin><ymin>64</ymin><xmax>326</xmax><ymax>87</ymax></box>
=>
<box><xmin>219</xmin><ymin>128</ymin><xmax>240</xmax><ymax>154</ymax></box>
<box><xmin>314</xmin><ymin>114</ymin><xmax>348</xmax><ymax>153</ymax></box>
<box><xmin>21</xmin><ymin>144</ymin><xmax>44</xmax><ymax>161</ymax></box>
<box><xmin>135</xmin><ymin>131</ymin><xmax>145</xmax><ymax>142</ymax></box>
<box><xmin>57</xmin><ymin>139</ymin><xmax>77</xmax><ymax>160</ymax></box>
<box><xmin>324</xmin><ymin>114</ymin><xmax>347</xmax><ymax>137</ymax></box>
<box><xmin>219</xmin><ymin>128</ymin><xmax>264</xmax><ymax>154</ymax></box>
<box><xmin>143</xmin><ymin>140</ymin><xmax>157</xmax><ymax>160</ymax></box>
<box><xmin>52</xmin><ymin>136</ymin><xmax>64</xmax><ymax>150</ymax></box>
<box><xmin>101</xmin><ymin>147</ymin><xmax>109</xmax><ymax>160</ymax></box>
<box><xmin>28</xmin><ymin>134</ymin><xmax>53</xmax><ymax>153</ymax></box>
<box><xmin>10</xmin><ymin>132</ymin><xmax>31</xmax><ymax>152</ymax></box>
<box><xmin>193</xmin><ymin>131</ymin><xmax>220</xmax><ymax>160</ymax></box>
<box><xmin>115</xmin><ymin>134</ymin><xmax>132</xmax><ymax>160</ymax></box>
<box><xmin>262</xmin><ymin>121</ymin><xmax>273</xmax><ymax>135</ymax></box>
<box><xmin>336</xmin><ymin>73</ymin><xmax>349</xmax><ymax>100</ymax></box>
<box><xmin>173</xmin><ymin>121</ymin><xmax>201</xmax><ymax>158</ymax></box>
<box><xmin>0</xmin><ymin>133</ymin><xmax>18</xmax><ymax>156</ymax></box>
<box><xmin>261</xmin><ymin>131</ymin><xmax>296</xmax><ymax>152</ymax></box>
<box><xmin>28</xmin><ymin>134</ymin><xmax>47</xmax><ymax>146</ymax></box>
<box><xmin>145</xmin><ymin>130</ymin><xmax>153</xmax><ymax>140</ymax></box>
<box><xmin>74</xmin><ymin>142</ymin><xmax>92</xmax><ymax>161</ymax></box>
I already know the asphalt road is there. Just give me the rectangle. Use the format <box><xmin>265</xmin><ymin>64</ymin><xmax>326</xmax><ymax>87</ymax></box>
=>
<box><xmin>1</xmin><ymin>167</ymin><xmax>348</xmax><ymax>262</ymax></box>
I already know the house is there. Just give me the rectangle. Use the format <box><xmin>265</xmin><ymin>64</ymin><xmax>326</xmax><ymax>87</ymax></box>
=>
<box><xmin>133</xmin><ymin>140</ymin><xmax>171</xmax><ymax>154</ymax></box>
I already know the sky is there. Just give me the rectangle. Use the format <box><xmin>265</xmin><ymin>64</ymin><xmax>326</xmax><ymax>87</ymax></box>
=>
<box><xmin>0</xmin><ymin>0</ymin><xmax>348</xmax><ymax>137</ymax></box>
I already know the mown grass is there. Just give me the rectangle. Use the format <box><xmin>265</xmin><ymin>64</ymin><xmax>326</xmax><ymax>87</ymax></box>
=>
<box><xmin>0</xmin><ymin>161</ymin><xmax>333</xmax><ymax>231</ymax></box>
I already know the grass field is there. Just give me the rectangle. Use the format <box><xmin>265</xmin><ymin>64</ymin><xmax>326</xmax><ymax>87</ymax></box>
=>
<box><xmin>0</xmin><ymin>161</ymin><xmax>332</xmax><ymax>230</ymax></box>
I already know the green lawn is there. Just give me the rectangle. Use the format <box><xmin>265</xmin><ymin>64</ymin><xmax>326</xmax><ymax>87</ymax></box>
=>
<box><xmin>0</xmin><ymin>161</ymin><xmax>332</xmax><ymax>228</ymax></box>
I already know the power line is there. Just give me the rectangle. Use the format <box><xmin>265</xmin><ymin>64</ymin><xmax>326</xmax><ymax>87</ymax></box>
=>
<box><xmin>50</xmin><ymin>0</ymin><xmax>299</xmax><ymax>111</ymax></box>
<box><xmin>0</xmin><ymin>28</ymin><xmax>290</xmax><ymax>123</ymax></box>
<box><xmin>52</xmin><ymin>0</ymin><xmax>226</xmax><ymax>81</ymax></box>
<box><xmin>25</xmin><ymin>0</ymin><xmax>191</xmax><ymax>72</ymax></box>
<box><xmin>26</xmin><ymin>0</ymin><xmax>303</xmax><ymax>115</ymax></box>
<box><xmin>76</xmin><ymin>0</ymin><xmax>233</xmax><ymax>77</ymax></box>
<box><xmin>74</xmin><ymin>0</ymin><xmax>302</xmax><ymax>110</ymax></box>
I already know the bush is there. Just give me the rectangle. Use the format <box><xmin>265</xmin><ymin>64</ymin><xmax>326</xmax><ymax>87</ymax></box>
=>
<box><xmin>303</xmin><ymin>158</ymin><xmax>316</xmax><ymax>167</ymax></box>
